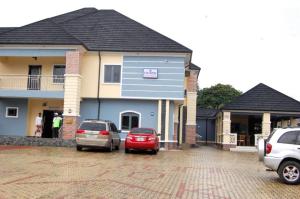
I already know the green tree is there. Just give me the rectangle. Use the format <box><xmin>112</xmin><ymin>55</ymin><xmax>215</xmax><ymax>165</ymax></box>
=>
<box><xmin>197</xmin><ymin>84</ymin><xmax>242</xmax><ymax>109</ymax></box>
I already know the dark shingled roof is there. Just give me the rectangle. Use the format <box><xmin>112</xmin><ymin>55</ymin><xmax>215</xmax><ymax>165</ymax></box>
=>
<box><xmin>197</xmin><ymin>108</ymin><xmax>219</xmax><ymax>118</ymax></box>
<box><xmin>223</xmin><ymin>83</ymin><xmax>300</xmax><ymax>112</ymax></box>
<box><xmin>0</xmin><ymin>8</ymin><xmax>192</xmax><ymax>53</ymax></box>
<box><xmin>0</xmin><ymin>27</ymin><xmax>16</xmax><ymax>34</ymax></box>
<box><xmin>189</xmin><ymin>63</ymin><xmax>201</xmax><ymax>71</ymax></box>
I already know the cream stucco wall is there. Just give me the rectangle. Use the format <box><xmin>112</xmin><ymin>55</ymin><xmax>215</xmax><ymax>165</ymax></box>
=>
<box><xmin>186</xmin><ymin>92</ymin><xmax>197</xmax><ymax>125</ymax></box>
<box><xmin>80</xmin><ymin>52</ymin><xmax>121</xmax><ymax>98</ymax></box>
<box><xmin>27</xmin><ymin>99</ymin><xmax>63</xmax><ymax>136</ymax></box>
<box><xmin>0</xmin><ymin>57</ymin><xmax>65</xmax><ymax>75</ymax></box>
<box><xmin>80</xmin><ymin>52</ymin><xmax>98</xmax><ymax>98</ymax></box>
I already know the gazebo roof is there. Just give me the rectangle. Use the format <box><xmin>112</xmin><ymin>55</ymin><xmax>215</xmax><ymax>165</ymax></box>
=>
<box><xmin>223</xmin><ymin>83</ymin><xmax>300</xmax><ymax>113</ymax></box>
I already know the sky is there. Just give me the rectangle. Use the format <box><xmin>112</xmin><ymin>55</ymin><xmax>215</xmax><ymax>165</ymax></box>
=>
<box><xmin>0</xmin><ymin>0</ymin><xmax>300</xmax><ymax>99</ymax></box>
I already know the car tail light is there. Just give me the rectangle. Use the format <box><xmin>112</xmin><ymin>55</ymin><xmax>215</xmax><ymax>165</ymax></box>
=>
<box><xmin>76</xmin><ymin>129</ymin><xmax>85</xmax><ymax>134</ymax></box>
<box><xmin>148</xmin><ymin>136</ymin><xmax>155</xmax><ymax>141</ymax></box>
<box><xmin>126</xmin><ymin>135</ymin><xmax>134</xmax><ymax>140</ymax></box>
<box><xmin>266</xmin><ymin>143</ymin><xmax>272</xmax><ymax>154</ymax></box>
<box><xmin>99</xmin><ymin>130</ymin><xmax>109</xmax><ymax>135</ymax></box>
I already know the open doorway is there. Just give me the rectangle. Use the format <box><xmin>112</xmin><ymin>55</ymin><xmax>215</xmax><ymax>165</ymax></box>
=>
<box><xmin>42</xmin><ymin>110</ymin><xmax>63</xmax><ymax>138</ymax></box>
<box><xmin>42</xmin><ymin>110</ymin><xmax>54</xmax><ymax>138</ymax></box>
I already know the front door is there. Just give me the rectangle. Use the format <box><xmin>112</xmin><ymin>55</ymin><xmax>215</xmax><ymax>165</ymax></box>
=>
<box><xmin>42</xmin><ymin>110</ymin><xmax>54</xmax><ymax>138</ymax></box>
<box><xmin>28</xmin><ymin>65</ymin><xmax>41</xmax><ymax>90</ymax></box>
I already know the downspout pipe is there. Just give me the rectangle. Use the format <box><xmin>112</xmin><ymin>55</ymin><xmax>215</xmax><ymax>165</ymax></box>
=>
<box><xmin>97</xmin><ymin>52</ymin><xmax>101</xmax><ymax>120</ymax></box>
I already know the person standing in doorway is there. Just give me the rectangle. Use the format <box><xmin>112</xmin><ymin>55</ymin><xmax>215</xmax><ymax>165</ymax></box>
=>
<box><xmin>52</xmin><ymin>112</ymin><xmax>62</xmax><ymax>138</ymax></box>
<box><xmin>35</xmin><ymin>112</ymin><xmax>43</xmax><ymax>137</ymax></box>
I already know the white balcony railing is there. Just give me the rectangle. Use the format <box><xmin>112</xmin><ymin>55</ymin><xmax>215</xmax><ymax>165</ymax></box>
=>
<box><xmin>0</xmin><ymin>75</ymin><xmax>64</xmax><ymax>91</ymax></box>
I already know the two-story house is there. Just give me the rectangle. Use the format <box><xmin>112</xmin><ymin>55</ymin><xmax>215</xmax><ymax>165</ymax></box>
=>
<box><xmin>0</xmin><ymin>8</ymin><xmax>200</xmax><ymax>149</ymax></box>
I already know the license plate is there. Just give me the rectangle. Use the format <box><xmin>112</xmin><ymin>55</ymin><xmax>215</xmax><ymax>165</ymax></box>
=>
<box><xmin>136</xmin><ymin>137</ymin><xmax>145</xmax><ymax>141</ymax></box>
<box><xmin>86</xmin><ymin>134</ymin><xmax>98</xmax><ymax>138</ymax></box>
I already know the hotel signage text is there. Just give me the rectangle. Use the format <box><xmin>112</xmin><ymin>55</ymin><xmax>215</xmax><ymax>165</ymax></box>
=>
<box><xmin>143</xmin><ymin>68</ymin><xmax>158</xmax><ymax>79</ymax></box>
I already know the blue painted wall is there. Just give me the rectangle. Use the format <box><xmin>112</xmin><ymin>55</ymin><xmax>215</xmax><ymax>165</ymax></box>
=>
<box><xmin>0</xmin><ymin>98</ymin><xmax>28</xmax><ymax>136</ymax></box>
<box><xmin>122</xmin><ymin>56</ymin><xmax>185</xmax><ymax>99</ymax></box>
<box><xmin>80</xmin><ymin>99</ymin><xmax>158</xmax><ymax>140</ymax></box>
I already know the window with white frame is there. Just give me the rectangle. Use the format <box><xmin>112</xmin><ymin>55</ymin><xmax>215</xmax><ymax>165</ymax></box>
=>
<box><xmin>121</xmin><ymin>112</ymin><xmax>140</xmax><ymax>130</ymax></box>
<box><xmin>6</xmin><ymin>107</ymin><xmax>19</xmax><ymax>118</ymax></box>
<box><xmin>104</xmin><ymin>65</ymin><xmax>121</xmax><ymax>83</ymax></box>
<box><xmin>53</xmin><ymin>65</ymin><xmax>65</xmax><ymax>83</ymax></box>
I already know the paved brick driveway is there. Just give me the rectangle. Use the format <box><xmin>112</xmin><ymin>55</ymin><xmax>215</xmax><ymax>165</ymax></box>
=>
<box><xmin>0</xmin><ymin>145</ymin><xmax>299</xmax><ymax>199</ymax></box>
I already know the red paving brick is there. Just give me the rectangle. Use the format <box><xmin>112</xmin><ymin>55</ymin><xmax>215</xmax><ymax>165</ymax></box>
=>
<box><xmin>0</xmin><ymin>145</ymin><xmax>299</xmax><ymax>198</ymax></box>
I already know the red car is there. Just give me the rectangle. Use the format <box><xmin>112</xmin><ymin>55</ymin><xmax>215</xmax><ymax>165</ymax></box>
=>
<box><xmin>125</xmin><ymin>128</ymin><xmax>160</xmax><ymax>154</ymax></box>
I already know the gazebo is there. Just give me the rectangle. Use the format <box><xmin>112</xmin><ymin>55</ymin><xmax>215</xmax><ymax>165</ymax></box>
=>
<box><xmin>216</xmin><ymin>83</ymin><xmax>300</xmax><ymax>150</ymax></box>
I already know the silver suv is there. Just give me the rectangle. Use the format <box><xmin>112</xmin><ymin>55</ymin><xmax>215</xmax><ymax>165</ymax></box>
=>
<box><xmin>75</xmin><ymin>120</ymin><xmax>121</xmax><ymax>152</ymax></box>
<box><xmin>258</xmin><ymin>128</ymin><xmax>300</xmax><ymax>185</ymax></box>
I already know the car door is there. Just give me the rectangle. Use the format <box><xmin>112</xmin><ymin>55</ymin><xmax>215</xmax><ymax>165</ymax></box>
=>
<box><xmin>296</xmin><ymin>132</ymin><xmax>300</xmax><ymax>160</ymax></box>
<box><xmin>110</xmin><ymin>123</ymin><xmax>120</xmax><ymax>146</ymax></box>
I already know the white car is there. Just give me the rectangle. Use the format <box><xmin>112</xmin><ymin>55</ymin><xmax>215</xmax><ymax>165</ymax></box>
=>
<box><xmin>258</xmin><ymin>128</ymin><xmax>300</xmax><ymax>185</ymax></box>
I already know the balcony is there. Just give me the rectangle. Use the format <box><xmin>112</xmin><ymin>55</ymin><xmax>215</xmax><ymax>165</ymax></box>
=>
<box><xmin>0</xmin><ymin>75</ymin><xmax>64</xmax><ymax>99</ymax></box>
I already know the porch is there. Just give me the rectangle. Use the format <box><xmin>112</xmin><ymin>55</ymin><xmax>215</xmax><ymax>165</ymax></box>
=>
<box><xmin>216</xmin><ymin>84</ymin><xmax>300</xmax><ymax>150</ymax></box>
<box><xmin>0</xmin><ymin>56</ymin><xmax>66</xmax><ymax>98</ymax></box>
<box><xmin>216</xmin><ymin>111</ymin><xmax>300</xmax><ymax>150</ymax></box>
<box><xmin>0</xmin><ymin>48</ymin><xmax>82</xmax><ymax>140</ymax></box>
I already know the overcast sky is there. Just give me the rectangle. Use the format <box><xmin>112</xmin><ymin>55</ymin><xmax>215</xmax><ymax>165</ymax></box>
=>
<box><xmin>1</xmin><ymin>0</ymin><xmax>300</xmax><ymax>99</ymax></box>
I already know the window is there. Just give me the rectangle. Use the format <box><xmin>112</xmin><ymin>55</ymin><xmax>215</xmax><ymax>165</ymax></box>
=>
<box><xmin>104</xmin><ymin>65</ymin><xmax>121</xmax><ymax>83</ymax></box>
<box><xmin>79</xmin><ymin>122</ymin><xmax>106</xmax><ymax>131</ymax></box>
<box><xmin>5</xmin><ymin>107</ymin><xmax>18</xmax><ymax>118</ymax></box>
<box><xmin>278</xmin><ymin>131</ymin><xmax>300</xmax><ymax>145</ymax></box>
<box><xmin>110</xmin><ymin>123</ymin><xmax>118</xmax><ymax>132</ymax></box>
<box><xmin>121</xmin><ymin>112</ymin><xmax>140</xmax><ymax>130</ymax></box>
<box><xmin>130</xmin><ymin>128</ymin><xmax>154</xmax><ymax>134</ymax></box>
<box><xmin>53</xmin><ymin>65</ymin><xmax>65</xmax><ymax>83</ymax></box>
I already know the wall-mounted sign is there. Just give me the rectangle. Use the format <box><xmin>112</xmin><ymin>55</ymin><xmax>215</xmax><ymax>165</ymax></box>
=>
<box><xmin>143</xmin><ymin>68</ymin><xmax>158</xmax><ymax>79</ymax></box>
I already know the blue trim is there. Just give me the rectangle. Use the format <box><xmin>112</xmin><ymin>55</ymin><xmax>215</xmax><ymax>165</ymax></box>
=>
<box><xmin>0</xmin><ymin>90</ymin><xmax>64</xmax><ymax>99</ymax></box>
<box><xmin>0</xmin><ymin>49</ymin><xmax>74</xmax><ymax>57</ymax></box>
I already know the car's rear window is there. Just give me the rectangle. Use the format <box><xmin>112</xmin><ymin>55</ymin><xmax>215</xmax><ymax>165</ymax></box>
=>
<box><xmin>80</xmin><ymin>122</ymin><xmax>106</xmax><ymax>131</ymax></box>
<box><xmin>130</xmin><ymin>128</ymin><xmax>154</xmax><ymax>134</ymax></box>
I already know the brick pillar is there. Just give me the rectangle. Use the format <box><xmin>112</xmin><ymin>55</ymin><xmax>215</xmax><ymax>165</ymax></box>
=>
<box><xmin>63</xmin><ymin>51</ymin><xmax>81</xmax><ymax>139</ymax></box>
<box><xmin>185</xmin><ymin>70</ymin><xmax>198</xmax><ymax>146</ymax></box>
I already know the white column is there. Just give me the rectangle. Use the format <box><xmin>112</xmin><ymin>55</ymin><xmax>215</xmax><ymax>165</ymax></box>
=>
<box><xmin>157</xmin><ymin>100</ymin><xmax>162</xmax><ymax>139</ymax></box>
<box><xmin>165</xmin><ymin>100</ymin><xmax>170</xmax><ymax>142</ymax></box>
<box><xmin>179</xmin><ymin>105</ymin><xmax>183</xmax><ymax>145</ymax></box>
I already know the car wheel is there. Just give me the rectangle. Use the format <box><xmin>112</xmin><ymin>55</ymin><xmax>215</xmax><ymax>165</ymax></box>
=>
<box><xmin>76</xmin><ymin>146</ymin><xmax>82</xmax><ymax>151</ymax></box>
<box><xmin>278</xmin><ymin>161</ymin><xmax>300</xmax><ymax>185</ymax></box>
<box><xmin>125</xmin><ymin>148</ymin><xmax>129</xmax><ymax>153</ymax></box>
<box><xmin>152</xmin><ymin>149</ymin><xmax>157</xmax><ymax>155</ymax></box>
<box><xmin>108</xmin><ymin>141</ymin><xmax>113</xmax><ymax>152</ymax></box>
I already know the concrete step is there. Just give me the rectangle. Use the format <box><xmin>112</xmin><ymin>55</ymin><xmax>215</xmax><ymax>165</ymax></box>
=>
<box><xmin>230</xmin><ymin>146</ymin><xmax>258</xmax><ymax>152</ymax></box>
